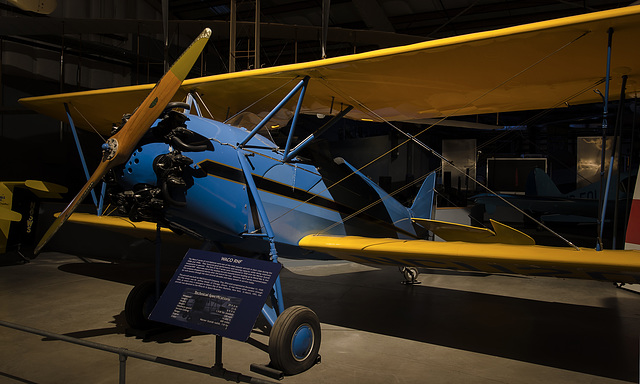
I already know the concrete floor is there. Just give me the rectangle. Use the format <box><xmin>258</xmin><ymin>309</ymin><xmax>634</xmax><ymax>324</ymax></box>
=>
<box><xmin>1</xmin><ymin>250</ymin><xmax>639</xmax><ymax>384</ymax></box>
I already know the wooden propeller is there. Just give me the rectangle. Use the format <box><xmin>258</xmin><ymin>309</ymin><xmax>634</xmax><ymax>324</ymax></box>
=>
<box><xmin>34</xmin><ymin>28</ymin><xmax>211</xmax><ymax>254</ymax></box>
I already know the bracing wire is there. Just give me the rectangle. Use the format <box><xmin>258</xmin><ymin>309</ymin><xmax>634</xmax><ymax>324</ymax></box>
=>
<box><xmin>475</xmin><ymin>77</ymin><xmax>607</xmax><ymax>187</ymax></box>
<box><xmin>70</xmin><ymin>104</ymin><xmax>108</xmax><ymax>144</ymax></box>
<box><xmin>330</xmin><ymin>94</ymin><xmax>581</xmax><ymax>249</ymax></box>
<box><xmin>223</xmin><ymin>76</ymin><xmax>299</xmax><ymax>125</ymax></box>
<box><xmin>193</xmin><ymin>91</ymin><xmax>215</xmax><ymax>119</ymax></box>
<box><xmin>238</xmin><ymin>31</ymin><xmax>592</xmax><ymax>248</ymax></box>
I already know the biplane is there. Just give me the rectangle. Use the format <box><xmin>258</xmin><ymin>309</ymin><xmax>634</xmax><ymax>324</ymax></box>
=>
<box><xmin>17</xmin><ymin>5</ymin><xmax>640</xmax><ymax>375</ymax></box>
<box><xmin>0</xmin><ymin>180</ymin><xmax>66</xmax><ymax>256</ymax></box>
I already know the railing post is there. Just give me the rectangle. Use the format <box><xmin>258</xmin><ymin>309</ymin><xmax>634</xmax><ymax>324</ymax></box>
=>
<box><xmin>119</xmin><ymin>353</ymin><xmax>127</xmax><ymax>384</ymax></box>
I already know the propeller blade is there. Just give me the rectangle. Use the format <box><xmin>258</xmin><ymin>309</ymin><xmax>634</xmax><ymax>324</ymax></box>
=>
<box><xmin>35</xmin><ymin>28</ymin><xmax>211</xmax><ymax>254</ymax></box>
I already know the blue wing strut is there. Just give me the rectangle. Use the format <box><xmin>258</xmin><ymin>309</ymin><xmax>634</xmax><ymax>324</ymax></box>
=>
<box><xmin>237</xmin><ymin>150</ymin><xmax>285</xmax><ymax>326</ymax></box>
<box><xmin>64</xmin><ymin>103</ymin><xmax>104</xmax><ymax>215</ymax></box>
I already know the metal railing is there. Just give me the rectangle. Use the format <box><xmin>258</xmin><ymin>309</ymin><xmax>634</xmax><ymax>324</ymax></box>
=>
<box><xmin>0</xmin><ymin>320</ymin><xmax>276</xmax><ymax>384</ymax></box>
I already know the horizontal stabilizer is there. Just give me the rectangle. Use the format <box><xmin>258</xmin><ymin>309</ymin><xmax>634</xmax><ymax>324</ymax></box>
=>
<box><xmin>0</xmin><ymin>207</ymin><xmax>22</xmax><ymax>222</ymax></box>
<box><xmin>1</xmin><ymin>180</ymin><xmax>67</xmax><ymax>199</ymax></box>
<box><xmin>413</xmin><ymin>218</ymin><xmax>535</xmax><ymax>245</ymax></box>
<box><xmin>24</xmin><ymin>180</ymin><xmax>68</xmax><ymax>195</ymax></box>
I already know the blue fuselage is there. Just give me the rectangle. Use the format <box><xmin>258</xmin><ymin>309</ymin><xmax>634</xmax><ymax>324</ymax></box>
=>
<box><xmin>117</xmin><ymin>115</ymin><xmax>419</xmax><ymax>259</ymax></box>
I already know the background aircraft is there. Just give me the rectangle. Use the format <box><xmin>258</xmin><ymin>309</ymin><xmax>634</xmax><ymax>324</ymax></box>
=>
<box><xmin>0</xmin><ymin>180</ymin><xmax>66</xmax><ymax>258</ymax></box>
<box><xmin>18</xmin><ymin>5</ymin><xmax>640</xmax><ymax>376</ymax></box>
<box><xmin>471</xmin><ymin>168</ymin><xmax>636</xmax><ymax>247</ymax></box>
<box><xmin>5</xmin><ymin>0</ymin><xmax>57</xmax><ymax>14</ymax></box>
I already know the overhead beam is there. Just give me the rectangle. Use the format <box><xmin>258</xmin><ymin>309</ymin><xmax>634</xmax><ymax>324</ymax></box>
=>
<box><xmin>351</xmin><ymin>0</ymin><xmax>395</xmax><ymax>32</ymax></box>
<box><xmin>0</xmin><ymin>17</ymin><xmax>424</xmax><ymax>47</ymax></box>
<box><xmin>255</xmin><ymin>0</ymin><xmax>260</xmax><ymax>69</ymax></box>
<box><xmin>229</xmin><ymin>0</ymin><xmax>236</xmax><ymax>72</ymax></box>
<box><xmin>321</xmin><ymin>0</ymin><xmax>329</xmax><ymax>58</ymax></box>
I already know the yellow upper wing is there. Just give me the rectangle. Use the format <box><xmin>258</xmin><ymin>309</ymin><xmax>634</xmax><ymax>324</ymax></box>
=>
<box><xmin>19</xmin><ymin>6</ymin><xmax>640</xmax><ymax>134</ymax></box>
<box><xmin>298</xmin><ymin>235</ymin><xmax>640</xmax><ymax>284</ymax></box>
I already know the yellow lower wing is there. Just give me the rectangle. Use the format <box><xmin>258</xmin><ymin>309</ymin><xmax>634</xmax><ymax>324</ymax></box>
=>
<box><xmin>298</xmin><ymin>235</ymin><xmax>640</xmax><ymax>284</ymax></box>
<box><xmin>61</xmin><ymin>212</ymin><xmax>172</xmax><ymax>238</ymax></box>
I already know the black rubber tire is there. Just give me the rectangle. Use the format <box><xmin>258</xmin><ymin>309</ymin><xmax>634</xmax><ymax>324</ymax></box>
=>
<box><xmin>403</xmin><ymin>267</ymin><xmax>419</xmax><ymax>282</ymax></box>
<box><xmin>268</xmin><ymin>305</ymin><xmax>321</xmax><ymax>375</ymax></box>
<box><xmin>124</xmin><ymin>280</ymin><xmax>166</xmax><ymax>330</ymax></box>
<box><xmin>164</xmin><ymin>101</ymin><xmax>190</xmax><ymax>111</ymax></box>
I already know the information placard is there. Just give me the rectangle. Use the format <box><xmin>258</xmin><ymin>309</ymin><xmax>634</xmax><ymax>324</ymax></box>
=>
<box><xmin>150</xmin><ymin>249</ymin><xmax>282</xmax><ymax>341</ymax></box>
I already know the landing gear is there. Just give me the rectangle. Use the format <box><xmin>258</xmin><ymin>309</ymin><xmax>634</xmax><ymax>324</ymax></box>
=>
<box><xmin>400</xmin><ymin>266</ymin><xmax>421</xmax><ymax>285</ymax></box>
<box><xmin>268</xmin><ymin>305</ymin><xmax>321</xmax><ymax>375</ymax></box>
<box><xmin>124</xmin><ymin>280</ymin><xmax>166</xmax><ymax>330</ymax></box>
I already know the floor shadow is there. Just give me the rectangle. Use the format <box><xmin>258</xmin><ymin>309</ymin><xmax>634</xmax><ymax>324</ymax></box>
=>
<box><xmin>40</xmin><ymin>311</ymin><xmax>204</xmax><ymax>345</ymax></box>
<box><xmin>58</xmin><ymin>260</ymin><xmax>177</xmax><ymax>286</ymax></box>
<box><xmin>56</xmin><ymin>258</ymin><xmax>639</xmax><ymax>381</ymax></box>
<box><xmin>280</xmin><ymin>267</ymin><xmax>639</xmax><ymax>382</ymax></box>
<box><xmin>0</xmin><ymin>371</ymin><xmax>39</xmax><ymax>384</ymax></box>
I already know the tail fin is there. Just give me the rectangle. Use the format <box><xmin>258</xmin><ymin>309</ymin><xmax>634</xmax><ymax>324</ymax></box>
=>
<box><xmin>410</xmin><ymin>172</ymin><xmax>436</xmax><ymax>220</ymax></box>
<box><xmin>625</xmin><ymin>175</ymin><xmax>640</xmax><ymax>250</ymax></box>
<box><xmin>526</xmin><ymin>168</ymin><xmax>562</xmax><ymax>197</ymax></box>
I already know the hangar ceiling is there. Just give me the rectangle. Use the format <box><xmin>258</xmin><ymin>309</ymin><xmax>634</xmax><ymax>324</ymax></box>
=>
<box><xmin>164</xmin><ymin>0</ymin><xmax>637</xmax><ymax>65</ymax></box>
<box><xmin>165</xmin><ymin>0</ymin><xmax>631</xmax><ymax>37</ymax></box>
<box><xmin>0</xmin><ymin>0</ymin><xmax>636</xmax><ymax>81</ymax></box>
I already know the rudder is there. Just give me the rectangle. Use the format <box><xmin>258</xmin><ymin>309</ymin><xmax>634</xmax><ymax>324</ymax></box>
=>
<box><xmin>410</xmin><ymin>172</ymin><xmax>436</xmax><ymax>220</ymax></box>
<box><xmin>625</xmin><ymin>174</ymin><xmax>640</xmax><ymax>250</ymax></box>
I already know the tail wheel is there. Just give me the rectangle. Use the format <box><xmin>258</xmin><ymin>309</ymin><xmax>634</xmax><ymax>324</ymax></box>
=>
<box><xmin>400</xmin><ymin>267</ymin><xmax>420</xmax><ymax>285</ymax></box>
<box><xmin>268</xmin><ymin>305</ymin><xmax>321</xmax><ymax>375</ymax></box>
<box><xmin>124</xmin><ymin>280</ymin><xmax>166</xmax><ymax>330</ymax></box>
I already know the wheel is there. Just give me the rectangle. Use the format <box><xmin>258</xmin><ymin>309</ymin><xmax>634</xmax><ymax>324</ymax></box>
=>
<box><xmin>268</xmin><ymin>305</ymin><xmax>321</xmax><ymax>375</ymax></box>
<box><xmin>124</xmin><ymin>280</ymin><xmax>166</xmax><ymax>330</ymax></box>
<box><xmin>403</xmin><ymin>267</ymin><xmax>419</xmax><ymax>282</ymax></box>
<box><xmin>400</xmin><ymin>267</ymin><xmax>420</xmax><ymax>284</ymax></box>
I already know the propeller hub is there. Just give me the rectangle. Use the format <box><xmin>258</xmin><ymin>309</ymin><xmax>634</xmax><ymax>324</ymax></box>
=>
<box><xmin>102</xmin><ymin>138</ymin><xmax>119</xmax><ymax>161</ymax></box>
